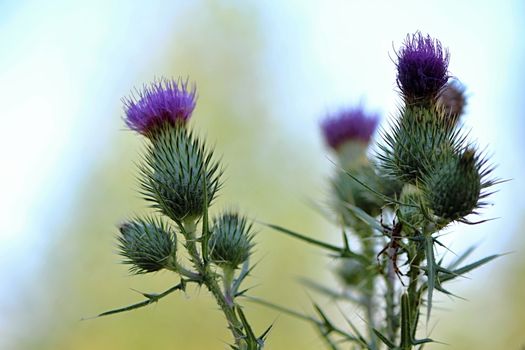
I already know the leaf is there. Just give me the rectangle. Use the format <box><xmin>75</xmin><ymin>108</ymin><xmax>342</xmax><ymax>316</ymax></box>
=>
<box><xmin>440</xmin><ymin>254</ymin><xmax>503</xmax><ymax>284</ymax></box>
<box><xmin>266</xmin><ymin>223</ymin><xmax>342</xmax><ymax>252</ymax></box>
<box><xmin>83</xmin><ymin>280</ymin><xmax>189</xmax><ymax>319</ymax></box>
<box><xmin>236</xmin><ymin>306</ymin><xmax>258</xmax><ymax>347</ymax></box>
<box><xmin>344</xmin><ymin>203</ymin><xmax>384</xmax><ymax>231</ymax></box>
<box><xmin>373</xmin><ymin>328</ymin><xmax>396</xmax><ymax>349</ymax></box>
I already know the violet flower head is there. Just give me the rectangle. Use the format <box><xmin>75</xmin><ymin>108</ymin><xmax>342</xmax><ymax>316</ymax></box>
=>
<box><xmin>321</xmin><ymin>107</ymin><xmax>379</xmax><ymax>150</ymax></box>
<box><xmin>123</xmin><ymin>78</ymin><xmax>197</xmax><ymax>136</ymax></box>
<box><xmin>396</xmin><ymin>32</ymin><xmax>450</xmax><ymax>104</ymax></box>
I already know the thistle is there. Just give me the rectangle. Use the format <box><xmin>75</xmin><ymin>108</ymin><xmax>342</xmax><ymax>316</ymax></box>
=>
<box><xmin>321</xmin><ymin>106</ymin><xmax>379</xmax><ymax>168</ymax></box>
<box><xmin>395</xmin><ymin>32</ymin><xmax>449</xmax><ymax>106</ymax></box>
<box><xmin>95</xmin><ymin>77</ymin><xmax>268</xmax><ymax>350</ymax></box>
<box><xmin>258</xmin><ymin>32</ymin><xmax>501</xmax><ymax>350</ymax></box>
<box><xmin>209</xmin><ymin>212</ymin><xmax>254</xmax><ymax>270</ymax></box>
<box><xmin>139</xmin><ymin>126</ymin><xmax>221</xmax><ymax>224</ymax></box>
<box><xmin>123</xmin><ymin>78</ymin><xmax>196</xmax><ymax>137</ymax></box>
<box><xmin>423</xmin><ymin>148</ymin><xmax>494</xmax><ymax>222</ymax></box>
<box><xmin>118</xmin><ymin>217</ymin><xmax>175</xmax><ymax>274</ymax></box>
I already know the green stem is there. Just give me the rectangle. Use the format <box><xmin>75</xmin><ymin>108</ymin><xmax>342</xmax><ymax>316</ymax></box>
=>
<box><xmin>361</xmin><ymin>234</ymin><xmax>378</xmax><ymax>349</ymax></box>
<box><xmin>384</xmin><ymin>269</ymin><xmax>398</xmax><ymax>342</ymax></box>
<box><xmin>406</xmin><ymin>235</ymin><xmax>425</xmax><ymax>344</ymax></box>
<box><xmin>182</xmin><ymin>220</ymin><xmax>246</xmax><ymax>348</ymax></box>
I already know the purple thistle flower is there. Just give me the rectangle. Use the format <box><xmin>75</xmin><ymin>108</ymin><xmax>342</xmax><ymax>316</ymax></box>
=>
<box><xmin>321</xmin><ymin>107</ymin><xmax>379</xmax><ymax>150</ymax></box>
<box><xmin>123</xmin><ymin>78</ymin><xmax>197</xmax><ymax>136</ymax></box>
<box><xmin>396</xmin><ymin>32</ymin><xmax>450</xmax><ymax>104</ymax></box>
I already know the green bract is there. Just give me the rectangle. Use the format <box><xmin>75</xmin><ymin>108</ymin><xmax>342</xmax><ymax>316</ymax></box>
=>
<box><xmin>423</xmin><ymin>149</ymin><xmax>482</xmax><ymax>221</ymax></box>
<box><xmin>118</xmin><ymin>217</ymin><xmax>175</xmax><ymax>274</ymax></box>
<box><xmin>379</xmin><ymin>106</ymin><xmax>462</xmax><ymax>183</ymax></box>
<box><xmin>139</xmin><ymin>125</ymin><xmax>222</xmax><ymax>223</ymax></box>
<box><xmin>209</xmin><ymin>212</ymin><xmax>254</xmax><ymax>269</ymax></box>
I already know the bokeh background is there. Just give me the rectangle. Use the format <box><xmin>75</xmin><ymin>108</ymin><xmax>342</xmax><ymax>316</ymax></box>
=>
<box><xmin>1</xmin><ymin>1</ymin><xmax>524</xmax><ymax>349</ymax></box>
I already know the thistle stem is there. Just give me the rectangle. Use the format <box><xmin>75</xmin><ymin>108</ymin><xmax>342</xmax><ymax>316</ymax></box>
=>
<box><xmin>361</xmin><ymin>234</ymin><xmax>378</xmax><ymax>349</ymax></box>
<box><xmin>406</xmin><ymin>235</ymin><xmax>425</xmax><ymax>343</ymax></box>
<box><xmin>181</xmin><ymin>220</ymin><xmax>246</xmax><ymax>348</ymax></box>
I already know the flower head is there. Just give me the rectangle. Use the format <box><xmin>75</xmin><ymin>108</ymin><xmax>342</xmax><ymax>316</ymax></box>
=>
<box><xmin>209</xmin><ymin>212</ymin><xmax>254</xmax><ymax>270</ymax></box>
<box><xmin>320</xmin><ymin>107</ymin><xmax>379</xmax><ymax>150</ymax></box>
<box><xmin>396</xmin><ymin>32</ymin><xmax>450</xmax><ymax>104</ymax></box>
<box><xmin>118</xmin><ymin>217</ymin><xmax>175</xmax><ymax>274</ymax></box>
<box><xmin>123</xmin><ymin>78</ymin><xmax>197</xmax><ymax>136</ymax></box>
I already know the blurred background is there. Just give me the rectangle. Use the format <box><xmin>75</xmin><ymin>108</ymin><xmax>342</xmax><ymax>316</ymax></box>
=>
<box><xmin>1</xmin><ymin>1</ymin><xmax>524</xmax><ymax>349</ymax></box>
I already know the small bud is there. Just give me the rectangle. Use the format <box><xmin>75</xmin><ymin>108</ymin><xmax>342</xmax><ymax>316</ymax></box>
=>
<box><xmin>397</xmin><ymin>184</ymin><xmax>425</xmax><ymax>227</ymax></box>
<box><xmin>209</xmin><ymin>212</ymin><xmax>254</xmax><ymax>270</ymax></box>
<box><xmin>320</xmin><ymin>107</ymin><xmax>379</xmax><ymax>167</ymax></box>
<box><xmin>396</xmin><ymin>32</ymin><xmax>450</xmax><ymax>105</ymax></box>
<box><xmin>118</xmin><ymin>218</ymin><xmax>176</xmax><ymax>274</ymax></box>
<box><xmin>437</xmin><ymin>80</ymin><xmax>467</xmax><ymax>125</ymax></box>
<box><xmin>140</xmin><ymin>126</ymin><xmax>222</xmax><ymax>223</ymax></box>
<box><xmin>123</xmin><ymin>78</ymin><xmax>197</xmax><ymax>137</ymax></box>
<box><xmin>423</xmin><ymin>149</ymin><xmax>485</xmax><ymax>221</ymax></box>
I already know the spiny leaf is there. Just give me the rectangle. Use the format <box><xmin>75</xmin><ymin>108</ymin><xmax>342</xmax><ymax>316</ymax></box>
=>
<box><xmin>84</xmin><ymin>280</ymin><xmax>191</xmax><ymax>319</ymax></box>
<box><xmin>265</xmin><ymin>223</ymin><xmax>369</xmax><ymax>264</ymax></box>
<box><xmin>344</xmin><ymin>203</ymin><xmax>384</xmax><ymax>231</ymax></box>
<box><xmin>373</xmin><ymin>328</ymin><xmax>396</xmax><ymax>349</ymax></box>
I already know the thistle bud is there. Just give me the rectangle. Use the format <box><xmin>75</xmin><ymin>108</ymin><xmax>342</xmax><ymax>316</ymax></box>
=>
<box><xmin>140</xmin><ymin>126</ymin><xmax>222</xmax><ymax>223</ymax></box>
<box><xmin>118</xmin><ymin>218</ymin><xmax>176</xmax><ymax>274</ymax></box>
<box><xmin>437</xmin><ymin>80</ymin><xmax>467</xmax><ymax>126</ymax></box>
<box><xmin>423</xmin><ymin>149</ymin><xmax>484</xmax><ymax>221</ymax></box>
<box><xmin>397</xmin><ymin>184</ymin><xmax>425</xmax><ymax>227</ymax></box>
<box><xmin>395</xmin><ymin>32</ymin><xmax>449</xmax><ymax>106</ymax></box>
<box><xmin>123</xmin><ymin>78</ymin><xmax>197</xmax><ymax>137</ymax></box>
<box><xmin>320</xmin><ymin>107</ymin><xmax>379</xmax><ymax>168</ymax></box>
<box><xmin>208</xmin><ymin>212</ymin><xmax>254</xmax><ymax>270</ymax></box>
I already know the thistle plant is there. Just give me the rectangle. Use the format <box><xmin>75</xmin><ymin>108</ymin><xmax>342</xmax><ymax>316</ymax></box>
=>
<box><xmin>93</xmin><ymin>78</ymin><xmax>270</xmax><ymax>349</ymax></box>
<box><xmin>259</xmin><ymin>32</ymin><xmax>502</xmax><ymax>349</ymax></box>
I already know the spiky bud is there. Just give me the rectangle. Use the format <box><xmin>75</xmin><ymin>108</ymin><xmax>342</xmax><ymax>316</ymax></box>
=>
<box><xmin>321</xmin><ymin>107</ymin><xmax>379</xmax><ymax>167</ymax></box>
<box><xmin>123</xmin><ymin>78</ymin><xmax>197</xmax><ymax>137</ymax></box>
<box><xmin>139</xmin><ymin>126</ymin><xmax>221</xmax><ymax>223</ymax></box>
<box><xmin>397</xmin><ymin>184</ymin><xmax>426</xmax><ymax>228</ymax></box>
<box><xmin>118</xmin><ymin>217</ymin><xmax>176</xmax><ymax>274</ymax></box>
<box><xmin>437</xmin><ymin>80</ymin><xmax>467</xmax><ymax>125</ymax></box>
<box><xmin>395</xmin><ymin>32</ymin><xmax>449</xmax><ymax>105</ymax></box>
<box><xmin>423</xmin><ymin>149</ymin><xmax>488</xmax><ymax>221</ymax></box>
<box><xmin>209</xmin><ymin>212</ymin><xmax>254</xmax><ymax>270</ymax></box>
